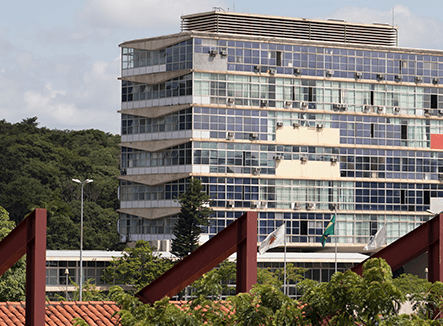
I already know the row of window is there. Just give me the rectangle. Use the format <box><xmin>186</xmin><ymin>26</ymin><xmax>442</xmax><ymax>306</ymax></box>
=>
<box><xmin>122</xmin><ymin>40</ymin><xmax>193</xmax><ymax>70</ymax></box>
<box><xmin>120</xmin><ymin>177</ymin><xmax>441</xmax><ymax>213</ymax></box>
<box><xmin>121</xmin><ymin>75</ymin><xmax>192</xmax><ymax>102</ymax></box>
<box><xmin>194</xmin><ymin>37</ymin><xmax>443</xmax><ymax>83</ymax></box>
<box><xmin>194</xmin><ymin>73</ymin><xmax>443</xmax><ymax>112</ymax></box>
<box><xmin>118</xmin><ymin>209</ymin><xmax>429</xmax><ymax>245</ymax></box>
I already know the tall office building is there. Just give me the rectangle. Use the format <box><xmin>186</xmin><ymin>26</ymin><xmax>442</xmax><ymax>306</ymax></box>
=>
<box><xmin>117</xmin><ymin>10</ymin><xmax>442</xmax><ymax>281</ymax></box>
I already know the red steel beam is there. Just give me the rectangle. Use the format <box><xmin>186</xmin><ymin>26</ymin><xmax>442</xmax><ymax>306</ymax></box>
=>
<box><xmin>136</xmin><ymin>211</ymin><xmax>257</xmax><ymax>304</ymax></box>
<box><xmin>236</xmin><ymin>211</ymin><xmax>257</xmax><ymax>293</ymax></box>
<box><xmin>0</xmin><ymin>209</ymin><xmax>47</xmax><ymax>326</ymax></box>
<box><xmin>352</xmin><ymin>213</ymin><xmax>443</xmax><ymax>283</ymax></box>
<box><xmin>25</xmin><ymin>209</ymin><xmax>47</xmax><ymax>326</ymax></box>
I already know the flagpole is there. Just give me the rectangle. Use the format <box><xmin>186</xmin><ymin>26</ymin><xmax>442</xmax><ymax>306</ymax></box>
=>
<box><xmin>284</xmin><ymin>221</ymin><xmax>287</xmax><ymax>296</ymax></box>
<box><xmin>335</xmin><ymin>202</ymin><xmax>338</xmax><ymax>274</ymax></box>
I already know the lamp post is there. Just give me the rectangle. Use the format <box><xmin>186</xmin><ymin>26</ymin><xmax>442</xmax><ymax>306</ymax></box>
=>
<box><xmin>72</xmin><ymin>178</ymin><xmax>93</xmax><ymax>301</ymax></box>
<box><xmin>65</xmin><ymin>268</ymin><xmax>69</xmax><ymax>300</ymax></box>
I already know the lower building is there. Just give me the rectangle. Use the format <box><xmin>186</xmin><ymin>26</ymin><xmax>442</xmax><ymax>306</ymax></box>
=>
<box><xmin>45</xmin><ymin>250</ymin><xmax>122</xmax><ymax>300</ymax></box>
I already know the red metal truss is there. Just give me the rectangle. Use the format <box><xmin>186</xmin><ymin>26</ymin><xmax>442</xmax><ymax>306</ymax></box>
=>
<box><xmin>352</xmin><ymin>213</ymin><xmax>443</xmax><ymax>283</ymax></box>
<box><xmin>136</xmin><ymin>211</ymin><xmax>257</xmax><ymax>304</ymax></box>
<box><xmin>0</xmin><ymin>209</ymin><xmax>47</xmax><ymax>326</ymax></box>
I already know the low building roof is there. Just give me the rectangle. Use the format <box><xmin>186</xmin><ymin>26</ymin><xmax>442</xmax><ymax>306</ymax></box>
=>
<box><xmin>0</xmin><ymin>301</ymin><xmax>120</xmax><ymax>326</ymax></box>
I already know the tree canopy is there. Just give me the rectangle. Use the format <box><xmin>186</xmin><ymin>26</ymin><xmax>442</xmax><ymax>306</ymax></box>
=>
<box><xmin>170</xmin><ymin>178</ymin><xmax>213</xmax><ymax>259</ymax></box>
<box><xmin>102</xmin><ymin>240</ymin><xmax>174</xmax><ymax>293</ymax></box>
<box><xmin>0</xmin><ymin>206</ymin><xmax>26</xmax><ymax>301</ymax></box>
<box><xmin>92</xmin><ymin>258</ymin><xmax>443</xmax><ymax>326</ymax></box>
<box><xmin>0</xmin><ymin>117</ymin><xmax>122</xmax><ymax>250</ymax></box>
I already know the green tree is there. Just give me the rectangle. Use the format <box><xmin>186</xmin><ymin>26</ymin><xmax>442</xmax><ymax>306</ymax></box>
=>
<box><xmin>0</xmin><ymin>117</ymin><xmax>122</xmax><ymax>250</ymax></box>
<box><xmin>171</xmin><ymin>178</ymin><xmax>213</xmax><ymax>259</ymax></box>
<box><xmin>102</xmin><ymin>240</ymin><xmax>174</xmax><ymax>292</ymax></box>
<box><xmin>298</xmin><ymin>258</ymin><xmax>406</xmax><ymax>325</ymax></box>
<box><xmin>0</xmin><ymin>206</ymin><xmax>26</xmax><ymax>301</ymax></box>
<box><xmin>88</xmin><ymin>258</ymin><xmax>443</xmax><ymax>326</ymax></box>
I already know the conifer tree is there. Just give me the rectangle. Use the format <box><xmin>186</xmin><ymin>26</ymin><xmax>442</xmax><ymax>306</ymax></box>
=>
<box><xmin>171</xmin><ymin>178</ymin><xmax>212</xmax><ymax>259</ymax></box>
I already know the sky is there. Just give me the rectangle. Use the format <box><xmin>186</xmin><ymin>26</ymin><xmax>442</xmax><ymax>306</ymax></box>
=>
<box><xmin>2</xmin><ymin>1</ymin><xmax>443</xmax><ymax>135</ymax></box>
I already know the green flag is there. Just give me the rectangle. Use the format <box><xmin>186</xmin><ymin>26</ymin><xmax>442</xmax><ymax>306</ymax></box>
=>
<box><xmin>321</xmin><ymin>215</ymin><xmax>335</xmax><ymax>247</ymax></box>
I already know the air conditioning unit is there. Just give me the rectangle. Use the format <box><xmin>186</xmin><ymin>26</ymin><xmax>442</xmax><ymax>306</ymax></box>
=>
<box><xmin>394</xmin><ymin>107</ymin><xmax>401</xmax><ymax>115</ymax></box>
<box><xmin>260</xmin><ymin>99</ymin><xmax>268</xmax><ymax>107</ymax></box>
<box><xmin>273</xmin><ymin>155</ymin><xmax>283</xmax><ymax>161</ymax></box>
<box><xmin>355</xmin><ymin>72</ymin><xmax>362</xmax><ymax>79</ymax></box>
<box><xmin>363</xmin><ymin>105</ymin><xmax>371</xmax><ymax>113</ymax></box>
<box><xmin>433</xmin><ymin>77</ymin><xmax>440</xmax><ymax>85</ymax></box>
<box><xmin>301</xmin><ymin>102</ymin><xmax>309</xmax><ymax>109</ymax></box>
<box><xmin>251</xmin><ymin>201</ymin><xmax>259</xmax><ymax>209</ymax></box>
<box><xmin>219</xmin><ymin>49</ymin><xmax>227</xmax><ymax>56</ymax></box>
<box><xmin>415</xmin><ymin>76</ymin><xmax>423</xmax><ymax>83</ymax></box>
<box><xmin>268</xmin><ymin>68</ymin><xmax>276</xmax><ymax>75</ymax></box>
<box><xmin>252</xmin><ymin>167</ymin><xmax>261</xmax><ymax>175</ymax></box>
<box><xmin>164</xmin><ymin>151</ymin><xmax>171</xmax><ymax>158</ymax></box>
<box><xmin>377</xmin><ymin>106</ymin><xmax>385</xmax><ymax>114</ymax></box>
<box><xmin>259</xmin><ymin>201</ymin><xmax>268</xmax><ymax>208</ymax></box>
<box><xmin>227</xmin><ymin>131</ymin><xmax>235</xmax><ymax>140</ymax></box>
<box><xmin>292</xmin><ymin>122</ymin><xmax>300</xmax><ymax>128</ymax></box>
<box><xmin>121</xmin><ymin>168</ymin><xmax>127</xmax><ymax>176</ymax></box>
<box><xmin>438</xmin><ymin>109</ymin><xmax>443</xmax><ymax>116</ymax></box>
<box><xmin>330</xmin><ymin>203</ymin><xmax>338</xmax><ymax>210</ymax></box>
<box><xmin>209</xmin><ymin>49</ymin><xmax>217</xmax><ymax>56</ymax></box>
<box><xmin>276</xmin><ymin>121</ymin><xmax>284</xmax><ymax>128</ymax></box>
<box><xmin>326</xmin><ymin>70</ymin><xmax>334</xmax><ymax>76</ymax></box>
<box><xmin>395</xmin><ymin>74</ymin><xmax>402</xmax><ymax>81</ymax></box>
<box><xmin>424</xmin><ymin>109</ymin><xmax>431</xmax><ymax>116</ymax></box>
<box><xmin>339</xmin><ymin>104</ymin><xmax>348</xmax><ymax>111</ymax></box>
<box><xmin>285</xmin><ymin>101</ymin><xmax>292</xmax><ymax>108</ymax></box>
<box><xmin>294</xmin><ymin>68</ymin><xmax>302</xmax><ymax>75</ymax></box>
<box><xmin>250</xmin><ymin>132</ymin><xmax>258</xmax><ymax>140</ymax></box>
<box><xmin>300</xmin><ymin>156</ymin><xmax>308</xmax><ymax>162</ymax></box>
<box><xmin>227</xmin><ymin>98</ymin><xmax>235</xmax><ymax>105</ymax></box>
<box><xmin>376</xmin><ymin>73</ymin><xmax>384</xmax><ymax>80</ymax></box>
<box><xmin>254</xmin><ymin>65</ymin><xmax>261</xmax><ymax>71</ymax></box>
<box><xmin>307</xmin><ymin>203</ymin><xmax>316</xmax><ymax>210</ymax></box>
<box><xmin>227</xmin><ymin>200</ymin><xmax>234</xmax><ymax>208</ymax></box>
<box><xmin>439</xmin><ymin>174</ymin><xmax>443</xmax><ymax>181</ymax></box>
<box><xmin>330</xmin><ymin>156</ymin><xmax>338</xmax><ymax>163</ymax></box>
<box><xmin>291</xmin><ymin>202</ymin><xmax>302</xmax><ymax>210</ymax></box>
<box><xmin>316</xmin><ymin>123</ymin><xmax>324</xmax><ymax>130</ymax></box>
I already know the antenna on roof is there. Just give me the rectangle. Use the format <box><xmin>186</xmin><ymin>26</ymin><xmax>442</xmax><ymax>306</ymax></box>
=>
<box><xmin>392</xmin><ymin>7</ymin><xmax>395</xmax><ymax>27</ymax></box>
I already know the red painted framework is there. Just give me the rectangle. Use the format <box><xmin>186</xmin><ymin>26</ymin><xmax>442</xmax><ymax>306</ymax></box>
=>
<box><xmin>136</xmin><ymin>211</ymin><xmax>257</xmax><ymax>304</ymax></box>
<box><xmin>352</xmin><ymin>213</ymin><xmax>443</xmax><ymax>283</ymax></box>
<box><xmin>0</xmin><ymin>209</ymin><xmax>47</xmax><ymax>326</ymax></box>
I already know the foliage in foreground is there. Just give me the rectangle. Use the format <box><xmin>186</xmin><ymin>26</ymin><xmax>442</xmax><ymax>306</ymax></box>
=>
<box><xmin>0</xmin><ymin>206</ymin><xmax>26</xmax><ymax>301</ymax></box>
<box><xmin>80</xmin><ymin>258</ymin><xmax>443</xmax><ymax>326</ymax></box>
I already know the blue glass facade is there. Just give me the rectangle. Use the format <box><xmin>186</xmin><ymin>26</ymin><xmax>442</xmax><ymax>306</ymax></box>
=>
<box><xmin>118</xmin><ymin>17</ymin><xmax>443</xmax><ymax>252</ymax></box>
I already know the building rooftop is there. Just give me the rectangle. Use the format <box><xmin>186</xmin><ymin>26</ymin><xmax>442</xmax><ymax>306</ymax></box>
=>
<box><xmin>181</xmin><ymin>10</ymin><xmax>398</xmax><ymax>47</ymax></box>
<box><xmin>46</xmin><ymin>250</ymin><xmax>124</xmax><ymax>261</ymax></box>
<box><xmin>0</xmin><ymin>301</ymin><xmax>121</xmax><ymax>326</ymax></box>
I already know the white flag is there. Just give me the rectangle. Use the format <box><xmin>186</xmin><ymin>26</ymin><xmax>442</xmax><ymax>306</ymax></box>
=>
<box><xmin>363</xmin><ymin>224</ymin><xmax>387</xmax><ymax>251</ymax></box>
<box><xmin>259</xmin><ymin>224</ymin><xmax>285</xmax><ymax>255</ymax></box>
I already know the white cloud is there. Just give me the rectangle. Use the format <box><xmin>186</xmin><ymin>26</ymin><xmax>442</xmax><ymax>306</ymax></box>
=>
<box><xmin>0</xmin><ymin>52</ymin><xmax>121</xmax><ymax>134</ymax></box>
<box><xmin>321</xmin><ymin>5</ymin><xmax>443</xmax><ymax>50</ymax></box>
<box><xmin>80</xmin><ymin>0</ymin><xmax>226</xmax><ymax>30</ymax></box>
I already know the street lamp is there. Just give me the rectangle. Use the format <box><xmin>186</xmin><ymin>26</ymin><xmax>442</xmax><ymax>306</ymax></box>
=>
<box><xmin>72</xmin><ymin>178</ymin><xmax>93</xmax><ymax>301</ymax></box>
<box><xmin>65</xmin><ymin>268</ymin><xmax>69</xmax><ymax>300</ymax></box>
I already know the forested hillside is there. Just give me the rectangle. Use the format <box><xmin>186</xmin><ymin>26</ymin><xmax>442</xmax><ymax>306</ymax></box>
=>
<box><xmin>0</xmin><ymin>117</ymin><xmax>123</xmax><ymax>250</ymax></box>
